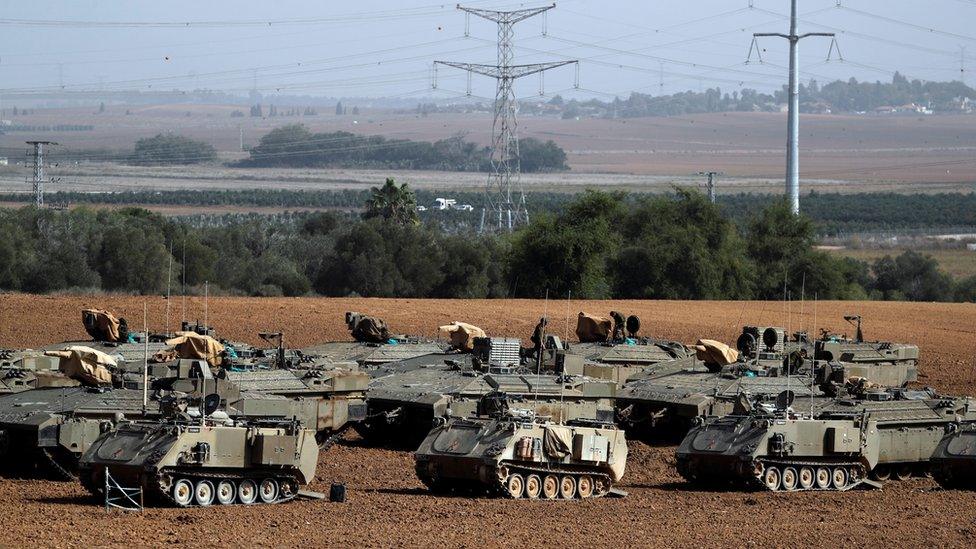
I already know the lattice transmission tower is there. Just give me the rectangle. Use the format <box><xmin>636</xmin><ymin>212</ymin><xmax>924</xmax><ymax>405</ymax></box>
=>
<box><xmin>436</xmin><ymin>4</ymin><xmax>577</xmax><ymax>231</ymax></box>
<box><xmin>25</xmin><ymin>140</ymin><xmax>57</xmax><ymax>207</ymax></box>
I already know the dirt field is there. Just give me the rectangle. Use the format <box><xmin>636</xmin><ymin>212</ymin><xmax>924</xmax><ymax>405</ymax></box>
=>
<box><xmin>1</xmin><ymin>295</ymin><xmax>975</xmax><ymax>547</ymax></box>
<box><xmin>1</xmin><ymin>107</ymin><xmax>974</xmax><ymax>196</ymax></box>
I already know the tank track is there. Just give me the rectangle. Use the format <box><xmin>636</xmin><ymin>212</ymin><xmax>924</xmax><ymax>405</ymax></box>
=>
<box><xmin>753</xmin><ymin>459</ymin><xmax>868</xmax><ymax>492</ymax></box>
<box><xmin>155</xmin><ymin>469</ymin><xmax>301</xmax><ymax>507</ymax></box>
<box><xmin>493</xmin><ymin>461</ymin><xmax>614</xmax><ymax>500</ymax></box>
<box><xmin>39</xmin><ymin>448</ymin><xmax>77</xmax><ymax>481</ymax></box>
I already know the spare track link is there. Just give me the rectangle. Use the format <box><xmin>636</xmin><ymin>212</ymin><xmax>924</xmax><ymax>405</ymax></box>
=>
<box><xmin>40</xmin><ymin>448</ymin><xmax>77</xmax><ymax>481</ymax></box>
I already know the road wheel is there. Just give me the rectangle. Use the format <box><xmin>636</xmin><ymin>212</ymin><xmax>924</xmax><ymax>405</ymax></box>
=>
<box><xmin>872</xmin><ymin>465</ymin><xmax>891</xmax><ymax>481</ymax></box>
<box><xmin>259</xmin><ymin>478</ymin><xmax>279</xmax><ymax>503</ymax></box>
<box><xmin>815</xmin><ymin>467</ymin><xmax>831</xmax><ymax>489</ymax></box>
<box><xmin>798</xmin><ymin>467</ymin><xmax>815</xmax><ymax>490</ymax></box>
<box><xmin>506</xmin><ymin>474</ymin><xmax>525</xmax><ymax>499</ymax></box>
<box><xmin>559</xmin><ymin>475</ymin><xmax>577</xmax><ymax>499</ymax></box>
<box><xmin>577</xmin><ymin>475</ymin><xmax>595</xmax><ymax>498</ymax></box>
<box><xmin>215</xmin><ymin>480</ymin><xmax>235</xmax><ymax>505</ymax></box>
<box><xmin>762</xmin><ymin>466</ymin><xmax>781</xmax><ymax>491</ymax></box>
<box><xmin>782</xmin><ymin>467</ymin><xmax>799</xmax><ymax>491</ymax></box>
<box><xmin>524</xmin><ymin>474</ymin><xmax>541</xmax><ymax>499</ymax></box>
<box><xmin>831</xmin><ymin>467</ymin><xmax>849</xmax><ymax>490</ymax></box>
<box><xmin>172</xmin><ymin>479</ymin><xmax>194</xmax><ymax>507</ymax></box>
<box><xmin>542</xmin><ymin>475</ymin><xmax>559</xmax><ymax>499</ymax></box>
<box><xmin>194</xmin><ymin>480</ymin><xmax>215</xmax><ymax>506</ymax></box>
<box><xmin>238</xmin><ymin>479</ymin><xmax>258</xmax><ymax>504</ymax></box>
<box><xmin>895</xmin><ymin>465</ymin><xmax>913</xmax><ymax>481</ymax></box>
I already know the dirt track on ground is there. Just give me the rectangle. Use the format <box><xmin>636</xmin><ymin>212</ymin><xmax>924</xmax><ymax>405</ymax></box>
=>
<box><xmin>1</xmin><ymin>295</ymin><xmax>975</xmax><ymax>547</ymax></box>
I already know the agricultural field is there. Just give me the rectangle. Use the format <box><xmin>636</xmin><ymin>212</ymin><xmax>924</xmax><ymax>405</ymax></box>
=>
<box><xmin>0</xmin><ymin>295</ymin><xmax>974</xmax><ymax>547</ymax></box>
<box><xmin>0</xmin><ymin>106</ymin><xmax>974</xmax><ymax>197</ymax></box>
<box><xmin>827</xmin><ymin>247</ymin><xmax>976</xmax><ymax>279</ymax></box>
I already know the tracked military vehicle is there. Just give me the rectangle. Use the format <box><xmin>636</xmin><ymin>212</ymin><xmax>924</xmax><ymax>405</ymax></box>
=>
<box><xmin>363</xmin><ymin>341</ymin><xmax>617</xmax><ymax>446</ymax></box>
<box><xmin>930</xmin><ymin>423</ymin><xmax>976</xmax><ymax>489</ymax></box>
<box><xmin>415</xmin><ymin>395</ymin><xmax>627</xmax><ymax>499</ymax></box>
<box><xmin>617</xmin><ymin>320</ymin><xmax>920</xmax><ymax>439</ymax></box>
<box><xmin>79</xmin><ymin>418</ymin><xmax>318</xmax><ymax>507</ymax></box>
<box><xmin>675</xmin><ymin>387</ymin><xmax>976</xmax><ymax>492</ymax></box>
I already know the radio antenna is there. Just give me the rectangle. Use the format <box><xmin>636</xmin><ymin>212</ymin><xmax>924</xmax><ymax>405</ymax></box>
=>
<box><xmin>142</xmin><ymin>301</ymin><xmax>149</xmax><ymax>414</ymax></box>
<box><xmin>564</xmin><ymin>290</ymin><xmax>571</xmax><ymax>343</ymax></box>
<box><xmin>181</xmin><ymin>237</ymin><xmax>187</xmax><ymax>324</ymax></box>
<box><xmin>165</xmin><ymin>242</ymin><xmax>173</xmax><ymax>336</ymax></box>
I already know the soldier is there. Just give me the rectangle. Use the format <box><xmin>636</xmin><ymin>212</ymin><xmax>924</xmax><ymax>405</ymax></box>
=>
<box><xmin>610</xmin><ymin>311</ymin><xmax>626</xmax><ymax>342</ymax></box>
<box><xmin>530</xmin><ymin>317</ymin><xmax>548</xmax><ymax>358</ymax></box>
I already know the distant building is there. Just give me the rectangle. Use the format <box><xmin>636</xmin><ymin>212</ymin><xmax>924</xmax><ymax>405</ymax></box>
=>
<box><xmin>0</xmin><ymin>157</ymin><xmax>7</xmax><ymax>166</ymax></box>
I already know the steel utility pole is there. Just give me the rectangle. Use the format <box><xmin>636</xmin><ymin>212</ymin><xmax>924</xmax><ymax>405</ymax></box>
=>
<box><xmin>436</xmin><ymin>4</ymin><xmax>577</xmax><ymax>231</ymax></box>
<box><xmin>751</xmin><ymin>0</ymin><xmax>836</xmax><ymax>215</ymax></box>
<box><xmin>699</xmin><ymin>171</ymin><xmax>724</xmax><ymax>203</ymax></box>
<box><xmin>25</xmin><ymin>140</ymin><xmax>57</xmax><ymax>207</ymax></box>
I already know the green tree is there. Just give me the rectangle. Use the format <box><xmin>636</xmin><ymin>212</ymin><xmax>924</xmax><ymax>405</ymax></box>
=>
<box><xmin>364</xmin><ymin>178</ymin><xmax>419</xmax><ymax>225</ymax></box>
<box><xmin>612</xmin><ymin>189</ymin><xmax>754</xmax><ymax>299</ymax></box>
<box><xmin>130</xmin><ymin>134</ymin><xmax>216</xmax><ymax>165</ymax></box>
<box><xmin>871</xmin><ymin>251</ymin><xmax>955</xmax><ymax>301</ymax></box>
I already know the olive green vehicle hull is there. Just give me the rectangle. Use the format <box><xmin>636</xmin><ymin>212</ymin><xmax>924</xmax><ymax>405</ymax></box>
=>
<box><xmin>676</xmin><ymin>393</ymin><xmax>976</xmax><ymax>492</ymax></box>
<box><xmin>79</xmin><ymin>421</ymin><xmax>319</xmax><ymax>507</ymax></box>
<box><xmin>931</xmin><ymin>426</ymin><xmax>976</xmax><ymax>489</ymax></box>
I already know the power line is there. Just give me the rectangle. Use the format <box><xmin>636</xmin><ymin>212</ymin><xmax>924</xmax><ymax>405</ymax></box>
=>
<box><xmin>436</xmin><ymin>4</ymin><xmax>577</xmax><ymax>231</ymax></box>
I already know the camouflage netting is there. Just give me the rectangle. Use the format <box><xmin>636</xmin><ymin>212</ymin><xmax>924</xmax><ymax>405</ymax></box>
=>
<box><xmin>438</xmin><ymin>322</ymin><xmax>486</xmax><ymax>352</ymax></box>
<box><xmin>576</xmin><ymin>312</ymin><xmax>612</xmax><ymax>343</ymax></box>
<box><xmin>350</xmin><ymin>315</ymin><xmax>391</xmax><ymax>344</ymax></box>
<box><xmin>81</xmin><ymin>308</ymin><xmax>123</xmax><ymax>342</ymax></box>
<box><xmin>44</xmin><ymin>345</ymin><xmax>116</xmax><ymax>386</ymax></box>
<box><xmin>691</xmin><ymin>339</ymin><xmax>739</xmax><ymax>367</ymax></box>
<box><xmin>166</xmin><ymin>332</ymin><xmax>225</xmax><ymax>367</ymax></box>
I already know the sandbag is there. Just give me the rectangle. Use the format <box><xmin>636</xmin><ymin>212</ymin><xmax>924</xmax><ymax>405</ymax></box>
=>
<box><xmin>692</xmin><ymin>339</ymin><xmax>739</xmax><ymax>367</ymax></box>
<box><xmin>350</xmin><ymin>315</ymin><xmax>390</xmax><ymax>344</ymax></box>
<box><xmin>576</xmin><ymin>312</ymin><xmax>612</xmax><ymax>343</ymax></box>
<box><xmin>165</xmin><ymin>332</ymin><xmax>225</xmax><ymax>367</ymax></box>
<box><xmin>544</xmin><ymin>425</ymin><xmax>573</xmax><ymax>459</ymax></box>
<box><xmin>82</xmin><ymin>308</ymin><xmax>123</xmax><ymax>342</ymax></box>
<box><xmin>439</xmin><ymin>321</ymin><xmax>486</xmax><ymax>352</ymax></box>
<box><xmin>44</xmin><ymin>345</ymin><xmax>116</xmax><ymax>386</ymax></box>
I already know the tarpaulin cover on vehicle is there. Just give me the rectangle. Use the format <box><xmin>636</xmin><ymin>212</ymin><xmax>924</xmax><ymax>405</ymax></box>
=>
<box><xmin>44</xmin><ymin>345</ymin><xmax>116</xmax><ymax>386</ymax></box>
<box><xmin>438</xmin><ymin>321</ymin><xmax>486</xmax><ymax>352</ymax></box>
<box><xmin>166</xmin><ymin>332</ymin><xmax>225</xmax><ymax>367</ymax></box>
<box><xmin>81</xmin><ymin>308</ymin><xmax>121</xmax><ymax>342</ymax></box>
<box><xmin>351</xmin><ymin>316</ymin><xmax>390</xmax><ymax>343</ymax></box>
<box><xmin>576</xmin><ymin>312</ymin><xmax>612</xmax><ymax>343</ymax></box>
<box><xmin>544</xmin><ymin>425</ymin><xmax>573</xmax><ymax>458</ymax></box>
<box><xmin>691</xmin><ymin>339</ymin><xmax>739</xmax><ymax>366</ymax></box>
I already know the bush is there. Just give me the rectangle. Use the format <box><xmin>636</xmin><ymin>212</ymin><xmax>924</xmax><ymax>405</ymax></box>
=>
<box><xmin>130</xmin><ymin>134</ymin><xmax>216</xmax><ymax>165</ymax></box>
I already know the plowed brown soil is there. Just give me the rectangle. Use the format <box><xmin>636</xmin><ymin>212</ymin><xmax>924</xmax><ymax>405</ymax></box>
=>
<box><xmin>1</xmin><ymin>294</ymin><xmax>975</xmax><ymax>548</ymax></box>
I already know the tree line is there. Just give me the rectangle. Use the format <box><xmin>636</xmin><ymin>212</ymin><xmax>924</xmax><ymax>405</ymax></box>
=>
<box><xmin>9</xmin><ymin>189</ymin><xmax>976</xmax><ymax>236</ymax></box>
<box><xmin>0</xmin><ymin>187</ymin><xmax>971</xmax><ymax>303</ymax></box>
<box><xmin>553</xmin><ymin>73</ymin><xmax>975</xmax><ymax>118</ymax></box>
<box><xmin>237</xmin><ymin>124</ymin><xmax>569</xmax><ymax>172</ymax></box>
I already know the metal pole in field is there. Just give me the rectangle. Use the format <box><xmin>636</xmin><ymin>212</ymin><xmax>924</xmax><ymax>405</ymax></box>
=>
<box><xmin>751</xmin><ymin>0</ymin><xmax>835</xmax><ymax>215</ymax></box>
<box><xmin>698</xmin><ymin>171</ymin><xmax>723</xmax><ymax>203</ymax></box>
<box><xmin>25</xmin><ymin>140</ymin><xmax>57</xmax><ymax>207</ymax></box>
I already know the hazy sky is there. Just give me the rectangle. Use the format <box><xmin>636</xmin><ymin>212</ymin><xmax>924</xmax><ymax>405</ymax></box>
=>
<box><xmin>0</xmin><ymin>0</ymin><xmax>973</xmax><ymax>101</ymax></box>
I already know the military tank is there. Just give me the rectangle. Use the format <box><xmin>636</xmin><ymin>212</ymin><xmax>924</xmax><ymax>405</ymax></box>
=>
<box><xmin>414</xmin><ymin>395</ymin><xmax>627</xmax><ymax>499</ymax></box>
<box><xmin>675</xmin><ymin>387</ymin><xmax>976</xmax><ymax>492</ymax></box>
<box><xmin>616</xmin><ymin>321</ymin><xmax>920</xmax><ymax>439</ymax></box>
<box><xmin>362</xmin><ymin>342</ymin><xmax>618</xmax><ymax>446</ymax></box>
<box><xmin>930</xmin><ymin>423</ymin><xmax>976</xmax><ymax>489</ymax></box>
<box><xmin>78</xmin><ymin>417</ymin><xmax>318</xmax><ymax>507</ymax></box>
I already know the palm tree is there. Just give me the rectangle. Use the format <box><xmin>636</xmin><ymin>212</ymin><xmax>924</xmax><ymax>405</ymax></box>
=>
<box><xmin>364</xmin><ymin>177</ymin><xmax>419</xmax><ymax>224</ymax></box>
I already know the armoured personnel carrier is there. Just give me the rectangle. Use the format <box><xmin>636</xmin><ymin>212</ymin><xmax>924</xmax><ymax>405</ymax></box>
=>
<box><xmin>363</xmin><ymin>342</ymin><xmax>618</xmax><ymax>446</ymax></box>
<box><xmin>79</xmin><ymin>418</ymin><xmax>318</xmax><ymax>507</ymax></box>
<box><xmin>617</xmin><ymin>321</ymin><xmax>920</xmax><ymax>438</ymax></box>
<box><xmin>414</xmin><ymin>395</ymin><xmax>627</xmax><ymax>499</ymax></box>
<box><xmin>930</xmin><ymin>424</ymin><xmax>976</xmax><ymax>489</ymax></box>
<box><xmin>675</xmin><ymin>387</ymin><xmax>976</xmax><ymax>492</ymax></box>
<box><xmin>0</xmin><ymin>355</ymin><xmax>367</xmax><ymax>477</ymax></box>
